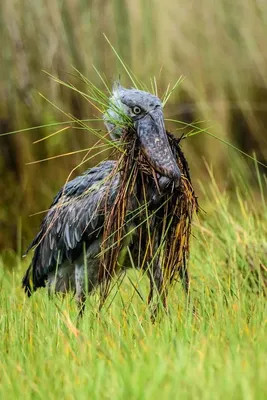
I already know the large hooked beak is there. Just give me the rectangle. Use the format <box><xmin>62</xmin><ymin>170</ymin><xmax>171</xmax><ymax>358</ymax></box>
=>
<box><xmin>134</xmin><ymin>108</ymin><xmax>181</xmax><ymax>185</ymax></box>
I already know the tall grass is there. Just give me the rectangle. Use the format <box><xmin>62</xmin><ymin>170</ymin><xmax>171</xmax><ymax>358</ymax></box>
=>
<box><xmin>1</xmin><ymin>3</ymin><xmax>266</xmax><ymax>394</ymax></box>
<box><xmin>0</xmin><ymin>170</ymin><xmax>266</xmax><ymax>399</ymax></box>
<box><xmin>1</xmin><ymin>0</ymin><xmax>267</xmax><ymax>248</ymax></box>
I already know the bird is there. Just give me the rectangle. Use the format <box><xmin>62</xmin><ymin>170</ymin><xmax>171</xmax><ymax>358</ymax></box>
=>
<box><xmin>22</xmin><ymin>83</ymin><xmax>193</xmax><ymax>318</ymax></box>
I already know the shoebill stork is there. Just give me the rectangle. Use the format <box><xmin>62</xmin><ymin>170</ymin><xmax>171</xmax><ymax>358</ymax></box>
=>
<box><xmin>22</xmin><ymin>84</ymin><xmax>195</xmax><ymax>317</ymax></box>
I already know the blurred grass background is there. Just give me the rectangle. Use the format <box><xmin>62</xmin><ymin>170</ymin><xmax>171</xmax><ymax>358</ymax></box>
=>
<box><xmin>0</xmin><ymin>171</ymin><xmax>267</xmax><ymax>399</ymax></box>
<box><xmin>0</xmin><ymin>0</ymin><xmax>267</xmax><ymax>252</ymax></box>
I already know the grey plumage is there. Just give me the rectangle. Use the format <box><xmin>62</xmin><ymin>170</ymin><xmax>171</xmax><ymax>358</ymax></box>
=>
<box><xmin>22</xmin><ymin>84</ymin><xmax>194</xmax><ymax>317</ymax></box>
<box><xmin>23</xmin><ymin>161</ymin><xmax>117</xmax><ymax>290</ymax></box>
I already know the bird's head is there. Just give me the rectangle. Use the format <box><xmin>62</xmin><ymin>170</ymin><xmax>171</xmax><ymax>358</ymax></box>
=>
<box><xmin>104</xmin><ymin>83</ymin><xmax>181</xmax><ymax>184</ymax></box>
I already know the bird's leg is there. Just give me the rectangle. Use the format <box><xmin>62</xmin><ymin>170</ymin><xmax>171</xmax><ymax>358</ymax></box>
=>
<box><xmin>179</xmin><ymin>265</ymin><xmax>197</xmax><ymax>317</ymax></box>
<box><xmin>148</xmin><ymin>260</ymin><xmax>168</xmax><ymax>323</ymax></box>
<box><xmin>179</xmin><ymin>265</ymin><xmax>190</xmax><ymax>299</ymax></box>
<box><xmin>75</xmin><ymin>263</ymin><xmax>86</xmax><ymax>318</ymax></box>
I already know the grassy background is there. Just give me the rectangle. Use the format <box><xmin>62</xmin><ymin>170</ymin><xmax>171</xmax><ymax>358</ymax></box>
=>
<box><xmin>0</xmin><ymin>0</ymin><xmax>267</xmax><ymax>251</ymax></box>
<box><xmin>0</xmin><ymin>2</ymin><xmax>267</xmax><ymax>397</ymax></box>
<box><xmin>1</xmin><ymin>172</ymin><xmax>266</xmax><ymax>399</ymax></box>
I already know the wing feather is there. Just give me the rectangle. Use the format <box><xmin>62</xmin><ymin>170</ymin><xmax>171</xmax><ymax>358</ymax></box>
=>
<box><xmin>25</xmin><ymin>160</ymin><xmax>118</xmax><ymax>289</ymax></box>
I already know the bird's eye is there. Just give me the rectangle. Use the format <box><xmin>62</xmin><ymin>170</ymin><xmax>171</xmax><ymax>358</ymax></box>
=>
<box><xmin>132</xmin><ymin>106</ymin><xmax>142</xmax><ymax>115</ymax></box>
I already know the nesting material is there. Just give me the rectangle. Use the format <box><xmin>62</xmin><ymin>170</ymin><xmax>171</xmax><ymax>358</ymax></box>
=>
<box><xmin>99</xmin><ymin>129</ymin><xmax>199</xmax><ymax>306</ymax></box>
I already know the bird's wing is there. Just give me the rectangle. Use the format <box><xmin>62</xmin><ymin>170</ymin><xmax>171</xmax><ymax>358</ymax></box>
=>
<box><xmin>25</xmin><ymin>160</ymin><xmax>119</xmax><ymax>288</ymax></box>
